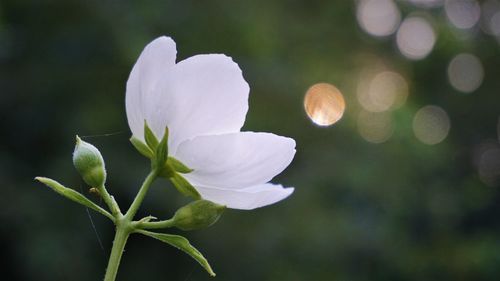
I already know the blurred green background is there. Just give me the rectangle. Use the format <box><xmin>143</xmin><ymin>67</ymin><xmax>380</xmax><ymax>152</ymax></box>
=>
<box><xmin>2</xmin><ymin>0</ymin><xmax>500</xmax><ymax>280</ymax></box>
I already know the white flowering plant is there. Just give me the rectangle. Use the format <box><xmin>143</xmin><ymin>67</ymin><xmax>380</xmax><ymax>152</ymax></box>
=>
<box><xmin>35</xmin><ymin>36</ymin><xmax>296</xmax><ymax>281</ymax></box>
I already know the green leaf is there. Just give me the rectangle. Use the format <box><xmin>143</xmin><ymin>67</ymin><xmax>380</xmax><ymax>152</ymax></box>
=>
<box><xmin>35</xmin><ymin>177</ymin><xmax>114</xmax><ymax>221</ymax></box>
<box><xmin>155</xmin><ymin>127</ymin><xmax>169</xmax><ymax>169</ymax></box>
<box><xmin>144</xmin><ymin>121</ymin><xmax>159</xmax><ymax>150</ymax></box>
<box><xmin>167</xmin><ymin>157</ymin><xmax>193</xmax><ymax>173</ymax></box>
<box><xmin>130</xmin><ymin>137</ymin><xmax>154</xmax><ymax>159</ymax></box>
<box><xmin>170</xmin><ymin>173</ymin><xmax>201</xmax><ymax>199</ymax></box>
<box><xmin>137</xmin><ymin>230</ymin><xmax>215</xmax><ymax>277</ymax></box>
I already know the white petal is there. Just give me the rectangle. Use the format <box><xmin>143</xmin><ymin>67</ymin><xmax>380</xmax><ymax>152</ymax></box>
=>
<box><xmin>175</xmin><ymin>132</ymin><xmax>296</xmax><ymax>189</ymax></box>
<box><xmin>125</xmin><ymin>36</ymin><xmax>177</xmax><ymax>141</ymax></box>
<box><xmin>195</xmin><ymin>183</ymin><xmax>294</xmax><ymax>210</ymax></box>
<box><xmin>153</xmin><ymin>54</ymin><xmax>249</xmax><ymax>151</ymax></box>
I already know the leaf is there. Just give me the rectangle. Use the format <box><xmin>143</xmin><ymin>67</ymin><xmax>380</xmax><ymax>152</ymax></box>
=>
<box><xmin>167</xmin><ymin>157</ymin><xmax>193</xmax><ymax>174</ymax></box>
<box><xmin>35</xmin><ymin>177</ymin><xmax>114</xmax><ymax>221</ymax></box>
<box><xmin>130</xmin><ymin>137</ymin><xmax>154</xmax><ymax>159</ymax></box>
<box><xmin>170</xmin><ymin>173</ymin><xmax>201</xmax><ymax>199</ymax></box>
<box><xmin>155</xmin><ymin>127</ymin><xmax>169</xmax><ymax>169</ymax></box>
<box><xmin>137</xmin><ymin>230</ymin><xmax>215</xmax><ymax>277</ymax></box>
<box><xmin>144</xmin><ymin>121</ymin><xmax>159</xmax><ymax>150</ymax></box>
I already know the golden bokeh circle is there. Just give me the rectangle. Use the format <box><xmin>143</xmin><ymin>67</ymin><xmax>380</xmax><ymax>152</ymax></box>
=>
<box><xmin>304</xmin><ymin>83</ymin><xmax>346</xmax><ymax>126</ymax></box>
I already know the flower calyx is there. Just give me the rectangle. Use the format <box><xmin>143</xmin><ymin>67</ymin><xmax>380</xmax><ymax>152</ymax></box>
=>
<box><xmin>130</xmin><ymin>122</ymin><xmax>200</xmax><ymax>199</ymax></box>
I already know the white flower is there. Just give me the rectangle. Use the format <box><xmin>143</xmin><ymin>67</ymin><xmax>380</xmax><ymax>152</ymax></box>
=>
<box><xmin>126</xmin><ymin>36</ymin><xmax>296</xmax><ymax>210</ymax></box>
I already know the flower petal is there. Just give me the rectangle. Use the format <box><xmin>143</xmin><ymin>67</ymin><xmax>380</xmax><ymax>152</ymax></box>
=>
<box><xmin>174</xmin><ymin>132</ymin><xmax>296</xmax><ymax>189</ymax></box>
<box><xmin>126</xmin><ymin>36</ymin><xmax>177</xmax><ymax>141</ymax></box>
<box><xmin>153</xmin><ymin>54</ymin><xmax>249</xmax><ymax>152</ymax></box>
<box><xmin>194</xmin><ymin>183</ymin><xmax>294</xmax><ymax>210</ymax></box>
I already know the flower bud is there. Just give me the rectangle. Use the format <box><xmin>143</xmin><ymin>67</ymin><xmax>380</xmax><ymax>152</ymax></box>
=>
<box><xmin>73</xmin><ymin>136</ymin><xmax>106</xmax><ymax>187</ymax></box>
<box><xmin>172</xmin><ymin>200</ymin><xmax>225</xmax><ymax>231</ymax></box>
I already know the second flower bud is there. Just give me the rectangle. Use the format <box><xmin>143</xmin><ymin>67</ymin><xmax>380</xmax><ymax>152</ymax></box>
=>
<box><xmin>172</xmin><ymin>200</ymin><xmax>226</xmax><ymax>231</ymax></box>
<box><xmin>73</xmin><ymin>136</ymin><xmax>107</xmax><ymax>187</ymax></box>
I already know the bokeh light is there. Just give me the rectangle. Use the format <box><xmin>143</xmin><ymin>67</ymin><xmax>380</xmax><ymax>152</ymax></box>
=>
<box><xmin>407</xmin><ymin>0</ymin><xmax>444</xmax><ymax>8</ymax></box>
<box><xmin>490</xmin><ymin>10</ymin><xmax>500</xmax><ymax>36</ymax></box>
<box><xmin>444</xmin><ymin>0</ymin><xmax>481</xmax><ymax>29</ymax></box>
<box><xmin>413</xmin><ymin>105</ymin><xmax>451</xmax><ymax>145</ymax></box>
<box><xmin>304</xmin><ymin>83</ymin><xmax>346</xmax><ymax>126</ymax></box>
<box><xmin>396</xmin><ymin>16</ymin><xmax>436</xmax><ymax>60</ymax></box>
<box><xmin>356</xmin><ymin>0</ymin><xmax>401</xmax><ymax>37</ymax></box>
<box><xmin>475</xmin><ymin>142</ymin><xmax>500</xmax><ymax>186</ymax></box>
<box><xmin>480</xmin><ymin>0</ymin><xmax>500</xmax><ymax>35</ymax></box>
<box><xmin>447</xmin><ymin>53</ymin><xmax>484</xmax><ymax>93</ymax></box>
<box><xmin>357</xmin><ymin>71</ymin><xmax>409</xmax><ymax>112</ymax></box>
<box><xmin>357</xmin><ymin>110</ymin><xmax>394</xmax><ymax>143</ymax></box>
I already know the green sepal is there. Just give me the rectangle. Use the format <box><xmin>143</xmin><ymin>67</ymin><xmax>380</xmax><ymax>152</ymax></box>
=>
<box><xmin>167</xmin><ymin>157</ymin><xmax>193</xmax><ymax>173</ymax></box>
<box><xmin>137</xmin><ymin>215</ymin><xmax>157</xmax><ymax>224</ymax></box>
<box><xmin>172</xmin><ymin>200</ymin><xmax>225</xmax><ymax>231</ymax></box>
<box><xmin>130</xmin><ymin>137</ymin><xmax>154</xmax><ymax>159</ymax></box>
<box><xmin>158</xmin><ymin>164</ymin><xmax>176</xmax><ymax>178</ymax></box>
<box><xmin>144</xmin><ymin>121</ymin><xmax>159</xmax><ymax>150</ymax></box>
<box><xmin>35</xmin><ymin>177</ymin><xmax>114</xmax><ymax>221</ymax></box>
<box><xmin>154</xmin><ymin>127</ymin><xmax>169</xmax><ymax>169</ymax></box>
<box><xmin>137</xmin><ymin>230</ymin><xmax>216</xmax><ymax>277</ymax></box>
<box><xmin>170</xmin><ymin>173</ymin><xmax>201</xmax><ymax>199</ymax></box>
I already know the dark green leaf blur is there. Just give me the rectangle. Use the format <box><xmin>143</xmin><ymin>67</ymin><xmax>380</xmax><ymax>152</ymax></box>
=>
<box><xmin>1</xmin><ymin>0</ymin><xmax>500</xmax><ymax>280</ymax></box>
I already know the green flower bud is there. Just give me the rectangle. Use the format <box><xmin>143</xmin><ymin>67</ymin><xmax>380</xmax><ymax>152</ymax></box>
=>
<box><xmin>172</xmin><ymin>200</ymin><xmax>225</xmax><ymax>231</ymax></box>
<box><xmin>73</xmin><ymin>136</ymin><xmax>106</xmax><ymax>187</ymax></box>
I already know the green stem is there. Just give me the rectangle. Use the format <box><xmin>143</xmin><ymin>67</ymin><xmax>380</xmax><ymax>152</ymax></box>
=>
<box><xmin>99</xmin><ymin>184</ymin><xmax>122</xmax><ymax>216</ymax></box>
<box><xmin>136</xmin><ymin>218</ymin><xmax>175</xmax><ymax>229</ymax></box>
<box><xmin>103</xmin><ymin>220</ymin><xmax>130</xmax><ymax>281</ymax></box>
<box><xmin>125</xmin><ymin>170</ymin><xmax>157</xmax><ymax>220</ymax></box>
<box><xmin>103</xmin><ymin>171</ymin><xmax>158</xmax><ymax>281</ymax></box>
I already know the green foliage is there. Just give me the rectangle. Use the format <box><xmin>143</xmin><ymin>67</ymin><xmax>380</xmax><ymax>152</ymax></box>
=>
<box><xmin>34</xmin><ymin>177</ymin><xmax>114</xmax><ymax>221</ymax></box>
<box><xmin>137</xmin><ymin>230</ymin><xmax>216</xmax><ymax>277</ymax></box>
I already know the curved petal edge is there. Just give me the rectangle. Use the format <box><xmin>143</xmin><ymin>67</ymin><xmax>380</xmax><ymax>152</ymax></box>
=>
<box><xmin>194</xmin><ymin>183</ymin><xmax>294</xmax><ymax>210</ymax></box>
<box><xmin>175</xmin><ymin>132</ymin><xmax>296</xmax><ymax>189</ymax></box>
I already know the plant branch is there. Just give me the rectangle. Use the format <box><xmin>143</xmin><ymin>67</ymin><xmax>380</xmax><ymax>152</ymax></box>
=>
<box><xmin>124</xmin><ymin>170</ymin><xmax>157</xmax><ymax>220</ymax></box>
<box><xmin>103</xmin><ymin>219</ymin><xmax>130</xmax><ymax>281</ymax></box>
<box><xmin>99</xmin><ymin>184</ymin><xmax>122</xmax><ymax>216</ymax></box>
<box><xmin>135</xmin><ymin>218</ymin><xmax>176</xmax><ymax>230</ymax></box>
